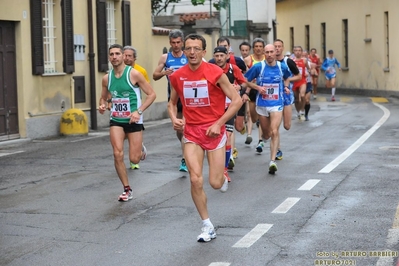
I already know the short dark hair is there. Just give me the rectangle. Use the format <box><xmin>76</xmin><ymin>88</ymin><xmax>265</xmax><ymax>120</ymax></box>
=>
<box><xmin>217</xmin><ymin>36</ymin><xmax>230</xmax><ymax>46</ymax></box>
<box><xmin>184</xmin><ymin>34</ymin><xmax>207</xmax><ymax>50</ymax></box>
<box><xmin>294</xmin><ymin>45</ymin><xmax>303</xmax><ymax>51</ymax></box>
<box><xmin>274</xmin><ymin>39</ymin><xmax>284</xmax><ymax>44</ymax></box>
<box><xmin>310</xmin><ymin>48</ymin><xmax>317</xmax><ymax>52</ymax></box>
<box><xmin>109</xmin><ymin>44</ymin><xmax>123</xmax><ymax>52</ymax></box>
<box><xmin>239</xmin><ymin>41</ymin><xmax>251</xmax><ymax>50</ymax></box>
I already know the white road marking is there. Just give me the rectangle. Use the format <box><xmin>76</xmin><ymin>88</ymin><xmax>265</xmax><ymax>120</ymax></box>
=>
<box><xmin>271</xmin><ymin>197</ymin><xmax>300</xmax><ymax>213</ymax></box>
<box><xmin>319</xmin><ymin>102</ymin><xmax>390</xmax><ymax>173</ymax></box>
<box><xmin>232</xmin><ymin>224</ymin><xmax>273</xmax><ymax>248</ymax></box>
<box><xmin>386</xmin><ymin>229</ymin><xmax>399</xmax><ymax>247</ymax></box>
<box><xmin>376</xmin><ymin>250</ymin><xmax>395</xmax><ymax>266</ymax></box>
<box><xmin>298</xmin><ymin>179</ymin><xmax>320</xmax><ymax>190</ymax></box>
<box><xmin>376</xmin><ymin>256</ymin><xmax>394</xmax><ymax>266</ymax></box>
<box><xmin>209</xmin><ymin>263</ymin><xmax>230</xmax><ymax>266</ymax></box>
<box><xmin>0</xmin><ymin>150</ymin><xmax>25</xmax><ymax>157</ymax></box>
<box><xmin>376</xmin><ymin>204</ymin><xmax>399</xmax><ymax>265</ymax></box>
<box><xmin>70</xmin><ymin>132</ymin><xmax>109</xmax><ymax>142</ymax></box>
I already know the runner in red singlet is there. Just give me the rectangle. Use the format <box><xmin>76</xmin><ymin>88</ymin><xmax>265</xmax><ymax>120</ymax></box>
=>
<box><xmin>168</xmin><ymin>34</ymin><xmax>241</xmax><ymax>243</ymax></box>
<box><xmin>292</xmin><ymin>46</ymin><xmax>310</xmax><ymax>120</ymax></box>
<box><xmin>308</xmin><ymin>48</ymin><xmax>321</xmax><ymax>99</ymax></box>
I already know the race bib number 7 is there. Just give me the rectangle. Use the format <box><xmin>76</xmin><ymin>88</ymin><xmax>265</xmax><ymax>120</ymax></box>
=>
<box><xmin>111</xmin><ymin>98</ymin><xmax>131</xmax><ymax>118</ymax></box>
<box><xmin>183</xmin><ymin>80</ymin><xmax>210</xmax><ymax>107</ymax></box>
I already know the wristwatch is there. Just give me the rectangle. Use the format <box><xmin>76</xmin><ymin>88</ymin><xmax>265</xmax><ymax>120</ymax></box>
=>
<box><xmin>137</xmin><ymin>109</ymin><xmax>143</xmax><ymax>115</ymax></box>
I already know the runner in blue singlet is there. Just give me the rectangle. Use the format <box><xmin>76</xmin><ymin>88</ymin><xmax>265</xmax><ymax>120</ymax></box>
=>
<box><xmin>244</xmin><ymin>44</ymin><xmax>292</xmax><ymax>174</ymax></box>
<box><xmin>153</xmin><ymin>29</ymin><xmax>188</xmax><ymax>172</ymax></box>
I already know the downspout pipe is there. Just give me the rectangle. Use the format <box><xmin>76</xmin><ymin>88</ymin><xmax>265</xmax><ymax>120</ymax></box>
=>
<box><xmin>87</xmin><ymin>0</ymin><xmax>98</xmax><ymax>130</ymax></box>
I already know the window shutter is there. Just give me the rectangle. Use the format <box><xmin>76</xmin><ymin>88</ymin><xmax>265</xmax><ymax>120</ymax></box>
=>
<box><xmin>96</xmin><ymin>0</ymin><xmax>108</xmax><ymax>72</ymax></box>
<box><xmin>121</xmin><ymin>1</ymin><xmax>131</xmax><ymax>46</ymax></box>
<box><xmin>62</xmin><ymin>0</ymin><xmax>75</xmax><ymax>74</ymax></box>
<box><xmin>30</xmin><ymin>0</ymin><xmax>44</xmax><ymax>75</ymax></box>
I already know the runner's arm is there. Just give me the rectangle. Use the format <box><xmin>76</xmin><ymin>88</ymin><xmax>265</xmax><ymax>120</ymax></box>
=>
<box><xmin>99</xmin><ymin>74</ymin><xmax>110</xmax><ymax>114</ymax></box>
<box><xmin>215</xmin><ymin>74</ymin><xmax>242</xmax><ymax>127</ymax></box>
<box><xmin>167</xmin><ymin>84</ymin><xmax>184</xmax><ymax>132</ymax></box>
<box><xmin>132</xmin><ymin>69</ymin><xmax>156</xmax><ymax>113</ymax></box>
<box><xmin>152</xmin><ymin>54</ymin><xmax>168</xmax><ymax>81</ymax></box>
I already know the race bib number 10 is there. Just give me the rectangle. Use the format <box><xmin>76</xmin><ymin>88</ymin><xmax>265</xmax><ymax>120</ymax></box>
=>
<box><xmin>261</xmin><ymin>83</ymin><xmax>280</xmax><ymax>100</ymax></box>
<box><xmin>111</xmin><ymin>98</ymin><xmax>131</xmax><ymax>118</ymax></box>
<box><xmin>183</xmin><ymin>80</ymin><xmax>210</xmax><ymax>107</ymax></box>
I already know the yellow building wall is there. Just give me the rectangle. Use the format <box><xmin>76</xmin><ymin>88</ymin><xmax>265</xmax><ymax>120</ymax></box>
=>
<box><xmin>276</xmin><ymin>0</ymin><xmax>399</xmax><ymax>93</ymax></box>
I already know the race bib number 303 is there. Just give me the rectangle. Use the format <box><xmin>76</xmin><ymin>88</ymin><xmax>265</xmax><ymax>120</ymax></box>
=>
<box><xmin>111</xmin><ymin>98</ymin><xmax>131</xmax><ymax>118</ymax></box>
<box><xmin>261</xmin><ymin>83</ymin><xmax>280</xmax><ymax>100</ymax></box>
<box><xmin>183</xmin><ymin>80</ymin><xmax>210</xmax><ymax>107</ymax></box>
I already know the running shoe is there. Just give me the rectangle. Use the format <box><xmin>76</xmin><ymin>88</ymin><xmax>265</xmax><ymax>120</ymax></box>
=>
<box><xmin>118</xmin><ymin>189</ymin><xmax>133</xmax><ymax>202</ymax></box>
<box><xmin>220</xmin><ymin>175</ymin><xmax>228</xmax><ymax>192</ymax></box>
<box><xmin>331</xmin><ymin>95</ymin><xmax>335</xmax><ymax>101</ymax></box>
<box><xmin>232</xmin><ymin>148</ymin><xmax>238</xmax><ymax>159</ymax></box>
<box><xmin>305</xmin><ymin>115</ymin><xmax>309</xmax><ymax>121</ymax></box>
<box><xmin>256</xmin><ymin>141</ymin><xmax>264</xmax><ymax>153</ymax></box>
<box><xmin>245</xmin><ymin>135</ymin><xmax>253</xmax><ymax>145</ymax></box>
<box><xmin>239</xmin><ymin>124</ymin><xmax>246</xmax><ymax>135</ymax></box>
<box><xmin>179</xmin><ymin>158</ymin><xmax>188</xmax><ymax>172</ymax></box>
<box><xmin>275</xmin><ymin>150</ymin><xmax>283</xmax><ymax>160</ymax></box>
<box><xmin>313</xmin><ymin>95</ymin><xmax>317</xmax><ymax>99</ymax></box>
<box><xmin>130</xmin><ymin>162</ymin><xmax>140</xmax><ymax>170</ymax></box>
<box><xmin>224</xmin><ymin>168</ymin><xmax>231</xmax><ymax>182</ymax></box>
<box><xmin>141</xmin><ymin>143</ymin><xmax>147</xmax><ymax>160</ymax></box>
<box><xmin>300</xmin><ymin>114</ymin><xmax>305</xmax><ymax>120</ymax></box>
<box><xmin>269</xmin><ymin>160</ymin><xmax>278</xmax><ymax>174</ymax></box>
<box><xmin>228</xmin><ymin>156</ymin><xmax>235</xmax><ymax>169</ymax></box>
<box><xmin>197</xmin><ymin>226</ymin><xmax>216</xmax><ymax>242</ymax></box>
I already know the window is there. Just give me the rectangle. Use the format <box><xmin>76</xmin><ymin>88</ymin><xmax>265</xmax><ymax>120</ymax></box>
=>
<box><xmin>106</xmin><ymin>0</ymin><xmax>117</xmax><ymax>47</ymax></box>
<box><xmin>384</xmin><ymin>11</ymin><xmax>389</xmax><ymax>71</ymax></box>
<box><xmin>30</xmin><ymin>0</ymin><xmax>74</xmax><ymax>75</ymax></box>
<box><xmin>42</xmin><ymin>0</ymin><xmax>57</xmax><ymax>73</ymax></box>
<box><xmin>365</xmin><ymin>14</ymin><xmax>371</xmax><ymax>42</ymax></box>
<box><xmin>342</xmin><ymin>19</ymin><xmax>348</xmax><ymax>68</ymax></box>
<box><xmin>305</xmin><ymin>25</ymin><xmax>310</xmax><ymax>52</ymax></box>
<box><xmin>121</xmin><ymin>1</ymin><xmax>131</xmax><ymax>46</ymax></box>
<box><xmin>96</xmin><ymin>0</ymin><xmax>131</xmax><ymax>72</ymax></box>
<box><xmin>290</xmin><ymin>27</ymin><xmax>294</xmax><ymax>53</ymax></box>
<box><xmin>321</xmin><ymin>22</ymin><xmax>326</xmax><ymax>59</ymax></box>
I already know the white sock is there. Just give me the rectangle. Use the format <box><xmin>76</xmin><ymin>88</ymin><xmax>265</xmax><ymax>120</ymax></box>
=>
<box><xmin>332</xmin><ymin>88</ymin><xmax>336</xmax><ymax>96</ymax></box>
<box><xmin>202</xmin><ymin>218</ymin><xmax>213</xmax><ymax>228</ymax></box>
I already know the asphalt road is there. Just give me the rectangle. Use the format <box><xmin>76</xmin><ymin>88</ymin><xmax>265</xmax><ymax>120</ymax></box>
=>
<box><xmin>1</xmin><ymin>94</ymin><xmax>399</xmax><ymax>266</ymax></box>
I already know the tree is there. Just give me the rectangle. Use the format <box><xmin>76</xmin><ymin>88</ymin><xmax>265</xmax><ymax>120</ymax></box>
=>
<box><xmin>191</xmin><ymin>0</ymin><xmax>226</xmax><ymax>10</ymax></box>
<box><xmin>151</xmin><ymin>0</ymin><xmax>225</xmax><ymax>16</ymax></box>
<box><xmin>151</xmin><ymin>0</ymin><xmax>181</xmax><ymax>16</ymax></box>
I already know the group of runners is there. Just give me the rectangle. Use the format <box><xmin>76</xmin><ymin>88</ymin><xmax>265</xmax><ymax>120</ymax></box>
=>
<box><xmin>98</xmin><ymin>29</ymin><xmax>342</xmax><ymax>243</ymax></box>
